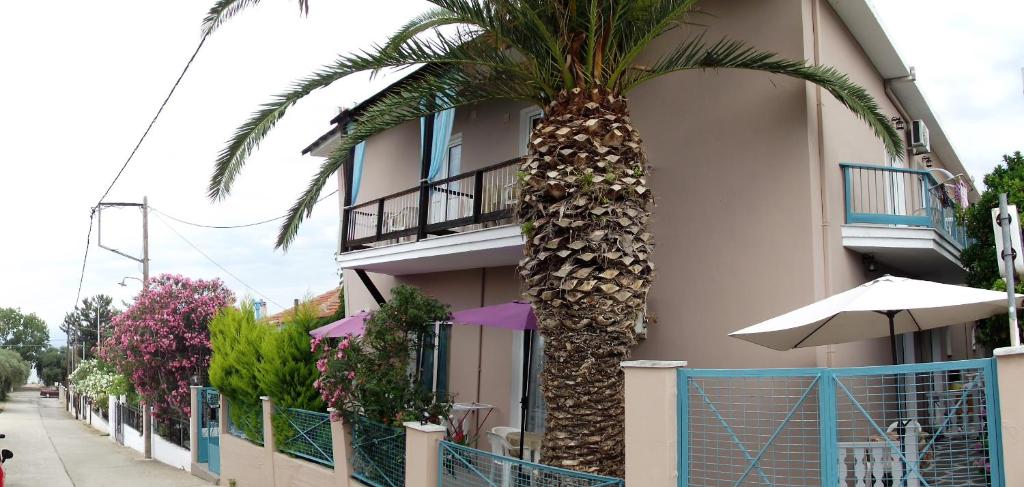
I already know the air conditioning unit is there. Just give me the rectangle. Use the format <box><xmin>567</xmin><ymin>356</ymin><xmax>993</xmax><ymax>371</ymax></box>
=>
<box><xmin>910</xmin><ymin>120</ymin><xmax>930</xmax><ymax>155</ymax></box>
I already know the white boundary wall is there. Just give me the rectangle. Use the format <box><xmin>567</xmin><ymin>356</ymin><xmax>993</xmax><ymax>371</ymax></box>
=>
<box><xmin>153</xmin><ymin>433</ymin><xmax>191</xmax><ymax>471</ymax></box>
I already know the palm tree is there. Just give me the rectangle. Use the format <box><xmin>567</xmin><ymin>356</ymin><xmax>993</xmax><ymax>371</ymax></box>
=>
<box><xmin>204</xmin><ymin>0</ymin><xmax>902</xmax><ymax>475</ymax></box>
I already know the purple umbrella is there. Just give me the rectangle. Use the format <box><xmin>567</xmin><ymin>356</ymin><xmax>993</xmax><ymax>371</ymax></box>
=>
<box><xmin>450</xmin><ymin>301</ymin><xmax>536</xmax><ymax>330</ymax></box>
<box><xmin>451</xmin><ymin>301</ymin><xmax>537</xmax><ymax>459</ymax></box>
<box><xmin>308</xmin><ymin>310</ymin><xmax>370</xmax><ymax>339</ymax></box>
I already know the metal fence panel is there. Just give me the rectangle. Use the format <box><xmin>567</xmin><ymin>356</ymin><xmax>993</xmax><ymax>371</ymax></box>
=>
<box><xmin>438</xmin><ymin>441</ymin><xmax>624</xmax><ymax>487</ymax></box>
<box><xmin>681</xmin><ymin>369</ymin><xmax>823</xmax><ymax>487</ymax></box>
<box><xmin>833</xmin><ymin>359</ymin><xmax>1000</xmax><ymax>487</ymax></box>
<box><xmin>226</xmin><ymin>402</ymin><xmax>264</xmax><ymax>446</ymax></box>
<box><xmin>274</xmin><ymin>407</ymin><xmax>333</xmax><ymax>467</ymax></box>
<box><xmin>351</xmin><ymin>416</ymin><xmax>406</xmax><ymax>487</ymax></box>
<box><xmin>678</xmin><ymin>359</ymin><xmax>1003</xmax><ymax>487</ymax></box>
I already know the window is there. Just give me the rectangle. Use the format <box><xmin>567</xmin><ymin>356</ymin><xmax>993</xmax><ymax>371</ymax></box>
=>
<box><xmin>519</xmin><ymin>106</ymin><xmax>544</xmax><ymax>157</ymax></box>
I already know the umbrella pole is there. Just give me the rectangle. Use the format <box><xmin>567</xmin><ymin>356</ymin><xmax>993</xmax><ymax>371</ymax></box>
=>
<box><xmin>887</xmin><ymin>311</ymin><xmax>909</xmax><ymax>460</ymax></box>
<box><xmin>888</xmin><ymin>313</ymin><xmax>899</xmax><ymax>366</ymax></box>
<box><xmin>518</xmin><ymin>329</ymin><xmax>533</xmax><ymax>460</ymax></box>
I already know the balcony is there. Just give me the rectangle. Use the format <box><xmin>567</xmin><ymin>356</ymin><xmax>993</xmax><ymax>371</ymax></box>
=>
<box><xmin>840</xmin><ymin>163</ymin><xmax>969</xmax><ymax>281</ymax></box>
<box><xmin>338</xmin><ymin>158</ymin><xmax>525</xmax><ymax>275</ymax></box>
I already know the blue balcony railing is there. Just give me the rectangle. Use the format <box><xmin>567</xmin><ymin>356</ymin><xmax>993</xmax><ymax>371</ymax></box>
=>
<box><xmin>841</xmin><ymin>163</ymin><xmax>969</xmax><ymax>249</ymax></box>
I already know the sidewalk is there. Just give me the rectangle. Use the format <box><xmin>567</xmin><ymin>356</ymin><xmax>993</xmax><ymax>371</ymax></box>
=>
<box><xmin>0</xmin><ymin>387</ymin><xmax>211</xmax><ymax>487</ymax></box>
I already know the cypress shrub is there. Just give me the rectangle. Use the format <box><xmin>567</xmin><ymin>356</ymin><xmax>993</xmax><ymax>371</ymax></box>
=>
<box><xmin>209</xmin><ymin>303</ymin><xmax>268</xmax><ymax>442</ymax></box>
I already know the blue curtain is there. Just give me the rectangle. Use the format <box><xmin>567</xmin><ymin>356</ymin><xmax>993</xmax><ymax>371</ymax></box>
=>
<box><xmin>420</xmin><ymin>97</ymin><xmax>456</xmax><ymax>181</ymax></box>
<box><xmin>347</xmin><ymin>124</ymin><xmax>366</xmax><ymax>202</ymax></box>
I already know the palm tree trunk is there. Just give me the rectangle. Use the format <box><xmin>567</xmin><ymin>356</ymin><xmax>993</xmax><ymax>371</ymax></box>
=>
<box><xmin>517</xmin><ymin>87</ymin><xmax>654</xmax><ymax>477</ymax></box>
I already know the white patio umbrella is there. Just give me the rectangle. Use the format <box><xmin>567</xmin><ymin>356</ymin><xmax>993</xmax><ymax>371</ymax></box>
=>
<box><xmin>730</xmin><ymin>275</ymin><xmax>1021</xmax><ymax>364</ymax></box>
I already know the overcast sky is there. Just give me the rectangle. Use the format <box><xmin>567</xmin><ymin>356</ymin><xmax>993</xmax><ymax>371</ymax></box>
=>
<box><xmin>0</xmin><ymin>1</ymin><xmax>1021</xmax><ymax>345</ymax></box>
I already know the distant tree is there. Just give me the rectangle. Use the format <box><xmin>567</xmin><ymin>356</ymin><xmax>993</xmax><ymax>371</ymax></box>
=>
<box><xmin>0</xmin><ymin>307</ymin><xmax>50</xmax><ymax>365</ymax></box>
<box><xmin>0</xmin><ymin>349</ymin><xmax>30</xmax><ymax>399</ymax></box>
<box><xmin>962</xmin><ymin>151</ymin><xmax>1024</xmax><ymax>348</ymax></box>
<box><xmin>37</xmin><ymin>346</ymin><xmax>68</xmax><ymax>386</ymax></box>
<box><xmin>61</xmin><ymin>295</ymin><xmax>119</xmax><ymax>360</ymax></box>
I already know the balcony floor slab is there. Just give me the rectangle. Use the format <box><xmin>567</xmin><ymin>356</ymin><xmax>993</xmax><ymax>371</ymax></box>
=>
<box><xmin>337</xmin><ymin>224</ymin><xmax>524</xmax><ymax>276</ymax></box>
<box><xmin>841</xmin><ymin>224</ymin><xmax>965</xmax><ymax>282</ymax></box>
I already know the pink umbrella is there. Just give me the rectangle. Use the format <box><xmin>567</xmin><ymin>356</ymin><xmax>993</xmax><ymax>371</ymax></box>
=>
<box><xmin>308</xmin><ymin>310</ymin><xmax>371</xmax><ymax>339</ymax></box>
<box><xmin>450</xmin><ymin>300</ymin><xmax>537</xmax><ymax>459</ymax></box>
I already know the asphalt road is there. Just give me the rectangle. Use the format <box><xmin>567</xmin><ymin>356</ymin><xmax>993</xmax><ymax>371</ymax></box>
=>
<box><xmin>0</xmin><ymin>386</ymin><xmax>211</xmax><ymax>487</ymax></box>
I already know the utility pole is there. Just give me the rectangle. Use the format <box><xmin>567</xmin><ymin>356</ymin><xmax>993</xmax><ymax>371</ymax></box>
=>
<box><xmin>96</xmin><ymin>197</ymin><xmax>152</xmax><ymax>458</ymax></box>
<box><xmin>141</xmin><ymin>196</ymin><xmax>152</xmax><ymax>459</ymax></box>
<box><xmin>998</xmin><ymin>194</ymin><xmax>1022</xmax><ymax>347</ymax></box>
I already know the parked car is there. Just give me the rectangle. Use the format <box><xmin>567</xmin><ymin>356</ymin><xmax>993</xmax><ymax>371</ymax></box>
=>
<box><xmin>39</xmin><ymin>387</ymin><xmax>57</xmax><ymax>398</ymax></box>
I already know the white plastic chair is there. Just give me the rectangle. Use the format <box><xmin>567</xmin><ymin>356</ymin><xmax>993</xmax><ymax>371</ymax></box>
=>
<box><xmin>486</xmin><ymin>432</ymin><xmax>513</xmax><ymax>487</ymax></box>
<box><xmin>491</xmin><ymin>426</ymin><xmax>517</xmax><ymax>441</ymax></box>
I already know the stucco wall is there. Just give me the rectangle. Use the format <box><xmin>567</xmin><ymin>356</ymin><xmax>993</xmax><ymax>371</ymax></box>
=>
<box><xmin>123</xmin><ymin>425</ymin><xmax>145</xmax><ymax>454</ymax></box>
<box><xmin>220</xmin><ymin>434</ymin><xmax>273</xmax><ymax>487</ymax></box>
<box><xmin>273</xmin><ymin>451</ymin><xmax>335</xmax><ymax>487</ymax></box>
<box><xmin>152</xmin><ymin>434</ymin><xmax>191</xmax><ymax>472</ymax></box>
<box><xmin>625</xmin><ymin>0</ymin><xmax>822</xmax><ymax>368</ymax></box>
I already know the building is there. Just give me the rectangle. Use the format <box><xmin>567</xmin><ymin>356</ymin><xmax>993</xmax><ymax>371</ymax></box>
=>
<box><xmin>265</xmin><ymin>288</ymin><xmax>343</xmax><ymax>325</ymax></box>
<box><xmin>302</xmin><ymin>0</ymin><xmax>979</xmax><ymax>435</ymax></box>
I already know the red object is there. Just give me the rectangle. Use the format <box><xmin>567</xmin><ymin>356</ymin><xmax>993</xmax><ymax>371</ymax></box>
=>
<box><xmin>40</xmin><ymin>387</ymin><xmax>57</xmax><ymax>398</ymax></box>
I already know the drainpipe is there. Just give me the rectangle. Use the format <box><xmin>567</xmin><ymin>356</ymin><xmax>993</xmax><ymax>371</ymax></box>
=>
<box><xmin>810</xmin><ymin>0</ymin><xmax>835</xmax><ymax>367</ymax></box>
<box><xmin>883</xmin><ymin>68</ymin><xmax>915</xmax><ymax>166</ymax></box>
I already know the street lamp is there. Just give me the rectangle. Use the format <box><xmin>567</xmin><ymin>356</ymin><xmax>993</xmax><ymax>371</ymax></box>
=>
<box><xmin>118</xmin><ymin>276</ymin><xmax>144</xmax><ymax>287</ymax></box>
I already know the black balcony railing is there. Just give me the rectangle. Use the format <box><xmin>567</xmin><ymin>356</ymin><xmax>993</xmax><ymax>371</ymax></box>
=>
<box><xmin>342</xmin><ymin>158</ymin><xmax>521</xmax><ymax>251</ymax></box>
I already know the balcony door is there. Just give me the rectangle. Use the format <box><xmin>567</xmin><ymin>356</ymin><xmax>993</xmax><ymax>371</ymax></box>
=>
<box><xmin>886</xmin><ymin>153</ymin><xmax>910</xmax><ymax>218</ymax></box>
<box><xmin>430</xmin><ymin>134</ymin><xmax>463</xmax><ymax>224</ymax></box>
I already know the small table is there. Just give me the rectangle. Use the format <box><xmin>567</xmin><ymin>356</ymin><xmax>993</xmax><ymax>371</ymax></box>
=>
<box><xmin>450</xmin><ymin>402</ymin><xmax>495</xmax><ymax>447</ymax></box>
<box><xmin>505</xmin><ymin>432</ymin><xmax>543</xmax><ymax>462</ymax></box>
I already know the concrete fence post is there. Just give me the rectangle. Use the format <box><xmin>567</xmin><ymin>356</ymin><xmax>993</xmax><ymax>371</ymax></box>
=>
<box><xmin>261</xmin><ymin>396</ymin><xmax>277</xmax><ymax>481</ymax></box>
<box><xmin>219</xmin><ymin>394</ymin><xmax>229</xmax><ymax>436</ymax></box>
<box><xmin>995</xmin><ymin>346</ymin><xmax>1024</xmax><ymax>485</ymax></box>
<box><xmin>403</xmin><ymin>422</ymin><xmax>446</xmax><ymax>487</ymax></box>
<box><xmin>328</xmin><ymin>409</ymin><xmax>354</xmax><ymax>483</ymax></box>
<box><xmin>189</xmin><ymin>386</ymin><xmax>201</xmax><ymax>465</ymax></box>
<box><xmin>622</xmin><ymin>360</ymin><xmax>688</xmax><ymax>487</ymax></box>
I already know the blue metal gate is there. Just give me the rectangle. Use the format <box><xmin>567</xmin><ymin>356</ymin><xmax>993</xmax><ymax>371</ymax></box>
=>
<box><xmin>198</xmin><ymin>387</ymin><xmax>221</xmax><ymax>475</ymax></box>
<box><xmin>679</xmin><ymin>358</ymin><xmax>1003</xmax><ymax>486</ymax></box>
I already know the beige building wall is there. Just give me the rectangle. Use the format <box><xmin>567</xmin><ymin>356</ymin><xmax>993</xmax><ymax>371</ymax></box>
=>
<box><xmin>337</xmin><ymin>0</ymin><xmax>975</xmax><ymax>434</ymax></box>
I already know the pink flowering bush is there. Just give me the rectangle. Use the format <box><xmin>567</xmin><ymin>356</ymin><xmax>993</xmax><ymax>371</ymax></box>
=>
<box><xmin>312</xmin><ymin>285</ymin><xmax>452</xmax><ymax>425</ymax></box>
<box><xmin>101</xmin><ymin>274</ymin><xmax>233</xmax><ymax>418</ymax></box>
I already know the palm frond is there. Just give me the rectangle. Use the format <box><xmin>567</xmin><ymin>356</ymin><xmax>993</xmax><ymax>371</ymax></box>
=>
<box><xmin>202</xmin><ymin>0</ymin><xmax>309</xmax><ymax>35</ymax></box>
<box><xmin>605</xmin><ymin>0</ymin><xmax>700</xmax><ymax>89</ymax></box>
<box><xmin>620</xmin><ymin>36</ymin><xmax>903</xmax><ymax>159</ymax></box>
<box><xmin>208</xmin><ymin>31</ymin><xmax>540</xmax><ymax>201</ymax></box>
<box><xmin>380</xmin><ymin>8</ymin><xmax>467</xmax><ymax>56</ymax></box>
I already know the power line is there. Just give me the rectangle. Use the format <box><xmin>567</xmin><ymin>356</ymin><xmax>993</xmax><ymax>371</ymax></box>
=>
<box><xmin>96</xmin><ymin>34</ymin><xmax>209</xmax><ymax>205</ymax></box>
<box><xmin>149</xmin><ymin>189</ymin><xmax>338</xmax><ymax>229</ymax></box>
<box><xmin>152</xmin><ymin>212</ymin><xmax>285</xmax><ymax>310</ymax></box>
<box><xmin>71</xmin><ymin>34</ymin><xmax>209</xmax><ymax>320</ymax></box>
<box><xmin>73</xmin><ymin>213</ymin><xmax>96</xmax><ymax>308</ymax></box>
